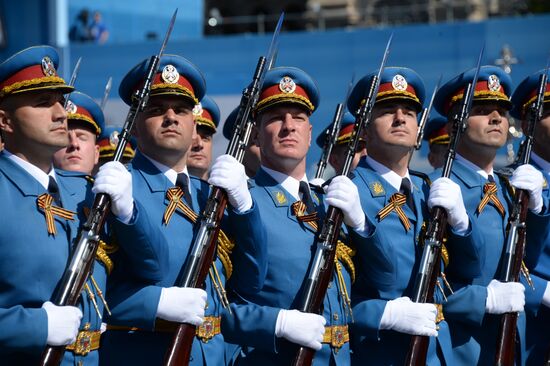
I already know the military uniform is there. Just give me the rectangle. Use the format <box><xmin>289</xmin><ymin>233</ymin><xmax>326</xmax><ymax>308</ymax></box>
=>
<box><xmin>432</xmin><ymin>66</ymin><xmax>550</xmax><ymax>365</ymax></box>
<box><xmin>100</xmin><ymin>55</ymin><xmax>265</xmax><ymax>365</ymax></box>
<box><xmin>510</xmin><ymin>70</ymin><xmax>550</xmax><ymax>365</ymax></box>
<box><xmin>0</xmin><ymin>46</ymin><xmax>166</xmax><ymax>365</ymax></box>
<box><xmin>222</xmin><ymin>66</ymin><xmax>354</xmax><ymax>366</ymax></box>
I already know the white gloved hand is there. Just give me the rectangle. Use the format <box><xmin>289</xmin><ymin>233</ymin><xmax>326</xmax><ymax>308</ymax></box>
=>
<box><xmin>275</xmin><ymin>309</ymin><xmax>326</xmax><ymax>350</ymax></box>
<box><xmin>156</xmin><ymin>287</ymin><xmax>207</xmax><ymax>326</ymax></box>
<box><xmin>208</xmin><ymin>154</ymin><xmax>253</xmax><ymax>213</ymax></box>
<box><xmin>42</xmin><ymin>301</ymin><xmax>83</xmax><ymax>346</ymax></box>
<box><xmin>325</xmin><ymin>175</ymin><xmax>366</xmax><ymax>231</ymax></box>
<box><xmin>509</xmin><ymin>164</ymin><xmax>544</xmax><ymax>214</ymax></box>
<box><xmin>309</xmin><ymin>178</ymin><xmax>326</xmax><ymax>188</ymax></box>
<box><xmin>428</xmin><ymin>177</ymin><xmax>469</xmax><ymax>234</ymax></box>
<box><xmin>485</xmin><ymin>279</ymin><xmax>525</xmax><ymax>314</ymax></box>
<box><xmin>92</xmin><ymin>161</ymin><xmax>134</xmax><ymax>224</ymax></box>
<box><xmin>380</xmin><ymin>297</ymin><xmax>438</xmax><ymax>337</ymax></box>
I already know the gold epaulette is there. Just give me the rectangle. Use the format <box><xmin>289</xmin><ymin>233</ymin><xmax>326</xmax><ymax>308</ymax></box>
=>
<box><xmin>216</xmin><ymin>229</ymin><xmax>235</xmax><ymax>279</ymax></box>
<box><xmin>96</xmin><ymin>240</ymin><xmax>114</xmax><ymax>275</ymax></box>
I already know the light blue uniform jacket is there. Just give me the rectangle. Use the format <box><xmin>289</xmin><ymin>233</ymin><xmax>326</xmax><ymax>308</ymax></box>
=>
<box><xmin>100</xmin><ymin>151</ymin><xmax>266</xmax><ymax>365</ymax></box>
<box><xmin>222</xmin><ymin>167</ymin><xmax>353</xmax><ymax>366</ymax></box>
<box><xmin>350</xmin><ymin>158</ymin><xmax>463</xmax><ymax>365</ymax></box>
<box><xmin>435</xmin><ymin>159</ymin><xmax>550</xmax><ymax>366</ymax></box>
<box><xmin>0</xmin><ymin>152</ymin><xmax>166</xmax><ymax>365</ymax></box>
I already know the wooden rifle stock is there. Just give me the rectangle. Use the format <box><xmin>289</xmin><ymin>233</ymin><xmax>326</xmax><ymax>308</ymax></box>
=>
<box><xmin>494</xmin><ymin>190</ymin><xmax>529</xmax><ymax>366</ymax></box>
<box><xmin>164</xmin><ymin>190</ymin><xmax>227</xmax><ymax>366</ymax></box>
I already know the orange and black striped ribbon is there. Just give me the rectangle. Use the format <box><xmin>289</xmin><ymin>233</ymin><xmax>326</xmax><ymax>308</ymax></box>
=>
<box><xmin>377</xmin><ymin>193</ymin><xmax>411</xmax><ymax>231</ymax></box>
<box><xmin>477</xmin><ymin>182</ymin><xmax>505</xmax><ymax>217</ymax></box>
<box><xmin>36</xmin><ymin>193</ymin><xmax>76</xmax><ymax>235</ymax></box>
<box><xmin>164</xmin><ymin>187</ymin><xmax>198</xmax><ymax>225</ymax></box>
<box><xmin>291</xmin><ymin>200</ymin><xmax>319</xmax><ymax>231</ymax></box>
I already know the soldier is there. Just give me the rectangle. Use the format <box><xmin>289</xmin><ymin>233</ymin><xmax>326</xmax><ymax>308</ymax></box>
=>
<box><xmin>53</xmin><ymin>91</ymin><xmax>102</xmax><ymax>174</ymax></box>
<box><xmin>221</xmin><ymin>66</ymin><xmax>366</xmax><ymax>365</ymax></box>
<box><xmin>100</xmin><ymin>54</ymin><xmax>265</xmax><ymax>365</ymax></box>
<box><xmin>97</xmin><ymin>126</ymin><xmax>136</xmax><ymax>170</ymax></box>
<box><xmin>223</xmin><ymin>107</ymin><xmax>261</xmax><ymax>178</ymax></box>
<box><xmin>187</xmin><ymin>95</ymin><xmax>219</xmax><ymax>180</ymax></box>
<box><xmin>0</xmin><ymin>46</ymin><xmax>167</xmax><ymax>365</ymax></box>
<box><xmin>347</xmin><ymin>67</ymin><xmax>466</xmax><ymax>365</ymax></box>
<box><xmin>510</xmin><ymin>68</ymin><xmax>550</xmax><ymax>365</ymax></box>
<box><xmin>423</xmin><ymin>115</ymin><xmax>449</xmax><ymax>170</ymax></box>
<box><xmin>314</xmin><ymin>111</ymin><xmax>367</xmax><ymax>179</ymax></box>
<box><xmin>433</xmin><ymin>65</ymin><xmax>548</xmax><ymax>365</ymax></box>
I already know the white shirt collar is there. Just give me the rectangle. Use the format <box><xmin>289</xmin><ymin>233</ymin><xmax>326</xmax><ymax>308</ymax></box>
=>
<box><xmin>142</xmin><ymin>153</ymin><xmax>190</xmax><ymax>187</ymax></box>
<box><xmin>3</xmin><ymin>150</ymin><xmax>56</xmax><ymax>189</ymax></box>
<box><xmin>531</xmin><ymin>152</ymin><xmax>550</xmax><ymax>175</ymax></box>
<box><xmin>365</xmin><ymin>156</ymin><xmax>411</xmax><ymax>192</ymax></box>
<box><xmin>261</xmin><ymin>165</ymin><xmax>308</xmax><ymax>201</ymax></box>
<box><xmin>455</xmin><ymin>153</ymin><xmax>493</xmax><ymax>180</ymax></box>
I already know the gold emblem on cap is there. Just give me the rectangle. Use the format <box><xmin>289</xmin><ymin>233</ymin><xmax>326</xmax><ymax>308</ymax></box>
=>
<box><xmin>192</xmin><ymin>102</ymin><xmax>203</xmax><ymax>117</ymax></box>
<box><xmin>279</xmin><ymin>76</ymin><xmax>296</xmax><ymax>94</ymax></box>
<box><xmin>161</xmin><ymin>64</ymin><xmax>180</xmax><ymax>84</ymax></box>
<box><xmin>487</xmin><ymin>74</ymin><xmax>501</xmax><ymax>92</ymax></box>
<box><xmin>109</xmin><ymin>130</ymin><xmax>120</xmax><ymax>148</ymax></box>
<box><xmin>392</xmin><ymin>74</ymin><xmax>408</xmax><ymax>91</ymax></box>
<box><xmin>65</xmin><ymin>100</ymin><xmax>77</xmax><ymax>114</ymax></box>
<box><xmin>41</xmin><ymin>56</ymin><xmax>56</xmax><ymax>77</ymax></box>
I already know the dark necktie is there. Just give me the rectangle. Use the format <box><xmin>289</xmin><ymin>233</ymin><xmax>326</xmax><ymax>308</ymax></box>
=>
<box><xmin>299</xmin><ymin>181</ymin><xmax>315</xmax><ymax>214</ymax></box>
<box><xmin>176</xmin><ymin>173</ymin><xmax>193</xmax><ymax>209</ymax></box>
<box><xmin>48</xmin><ymin>176</ymin><xmax>62</xmax><ymax>207</ymax></box>
<box><xmin>399</xmin><ymin>178</ymin><xmax>414</xmax><ymax>212</ymax></box>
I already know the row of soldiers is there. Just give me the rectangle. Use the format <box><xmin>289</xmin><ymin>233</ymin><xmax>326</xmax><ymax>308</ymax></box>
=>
<box><xmin>0</xmin><ymin>42</ymin><xmax>549</xmax><ymax>366</ymax></box>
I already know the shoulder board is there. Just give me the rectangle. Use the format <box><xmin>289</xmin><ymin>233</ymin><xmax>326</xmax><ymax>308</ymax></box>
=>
<box><xmin>410</xmin><ymin>170</ymin><xmax>432</xmax><ymax>186</ymax></box>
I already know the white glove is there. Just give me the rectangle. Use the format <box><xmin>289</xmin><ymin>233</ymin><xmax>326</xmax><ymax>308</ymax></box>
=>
<box><xmin>380</xmin><ymin>297</ymin><xmax>438</xmax><ymax>337</ymax></box>
<box><xmin>428</xmin><ymin>177</ymin><xmax>469</xmax><ymax>234</ymax></box>
<box><xmin>156</xmin><ymin>287</ymin><xmax>207</xmax><ymax>326</ymax></box>
<box><xmin>485</xmin><ymin>279</ymin><xmax>525</xmax><ymax>314</ymax></box>
<box><xmin>509</xmin><ymin>164</ymin><xmax>544</xmax><ymax>214</ymax></box>
<box><xmin>92</xmin><ymin>161</ymin><xmax>134</xmax><ymax>224</ymax></box>
<box><xmin>275</xmin><ymin>309</ymin><xmax>326</xmax><ymax>351</ymax></box>
<box><xmin>325</xmin><ymin>176</ymin><xmax>366</xmax><ymax>231</ymax></box>
<box><xmin>42</xmin><ymin>301</ymin><xmax>83</xmax><ymax>346</ymax></box>
<box><xmin>309</xmin><ymin>178</ymin><xmax>326</xmax><ymax>188</ymax></box>
<box><xmin>208</xmin><ymin>154</ymin><xmax>253</xmax><ymax>213</ymax></box>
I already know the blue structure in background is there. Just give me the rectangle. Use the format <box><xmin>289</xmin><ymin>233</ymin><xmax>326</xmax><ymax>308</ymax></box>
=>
<box><xmin>0</xmin><ymin>2</ymin><xmax>549</xmax><ymax>173</ymax></box>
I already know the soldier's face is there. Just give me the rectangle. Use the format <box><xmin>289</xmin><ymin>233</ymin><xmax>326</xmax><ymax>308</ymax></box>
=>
<box><xmin>135</xmin><ymin>95</ymin><xmax>195</xmax><ymax>158</ymax></box>
<box><xmin>531</xmin><ymin>106</ymin><xmax>550</xmax><ymax>160</ymax></box>
<box><xmin>461</xmin><ymin>103</ymin><xmax>509</xmax><ymax>149</ymax></box>
<box><xmin>187</xmin><ymin>125</ymin><xmax>213</xmax><ymax>178</ymax></box>
<box><xmin>257</xmin><ymin>105</ymin><xmax>312</xmax><ymax>170</ymax></box>
<box><xmin>53</xmin><ymin>123</ymin><xmax>99</xmax><ymax>174</ymax></box>
<box><xmin>0</xmin><ymin>91</ymin><xmax>69</xmax><ymax>153</ymax></box>
<box><xmin>366</xmin><ymin>102</ymin><xmax>418</xmax><ymax>150</ymax></box>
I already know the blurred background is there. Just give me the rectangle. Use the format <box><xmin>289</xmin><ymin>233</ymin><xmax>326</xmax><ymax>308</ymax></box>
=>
<box><xmin>1</xmin><ymin>0</ymin><xmax>549</xmax><ymax>176</ymax></box>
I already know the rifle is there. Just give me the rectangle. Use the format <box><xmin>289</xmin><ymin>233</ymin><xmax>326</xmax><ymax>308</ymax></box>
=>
<box><xmin>408</xmin><ymin>76</ymin><xmax>441</xmax><ymax>166</ymax></box>
<box><xmin>494</xmin><ymin>66</ymin><xmax>548</xmax><ymax>366</ymax></box>
<box><xmin>291</xmin><ymin>34</ymin><xmax>393</xmax><ymax>366</ymax></box>
<box><xmin>314</xmin><ymin>104</ymin><xmax>343</xmax><ymax>180</ymax></box>
<box><xmin>100</xmin><ymin>77</ymin><xmax>112</xmax><ymax>111</ymax></box>
<box><xmin>314</xmin><ymin>79</ymin><xmax>354</xmax><ymax>180</ymax></box>
<box><xmin>63</xmin><ymin>57</ymin><xmax>82</xmax><ymax>109</ymax></box>
<box><xmin>39</xmin><ymin>10</ymin><xmax>177</xmax><ymax>366</ymax></box>
<box><xmin>405</xmin><ymin>45</ymin><xmax>485</xmax><ymax>366</ymax></box>
<box><xmin>162</xmin><ymin>13</ymin><xmax>284</xmax><ymax>366</ymax></box>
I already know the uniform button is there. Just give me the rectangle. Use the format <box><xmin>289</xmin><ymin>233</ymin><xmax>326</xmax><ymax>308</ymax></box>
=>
<box><xmin>327</xmin><ymin>282</ymin><xmax>332</xmax><ymax>289</ymax></box>
<box><xmin>333</xmin><ymin>313</ymin><xmax>339</xmax><ymax>321</ymax></box>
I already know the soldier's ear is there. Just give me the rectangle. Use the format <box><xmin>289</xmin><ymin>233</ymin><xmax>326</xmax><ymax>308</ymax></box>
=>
<box><xmin>0</xmin><ymin>108</ymin><xmax>14</xmax><ymax>134</ymax></box>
